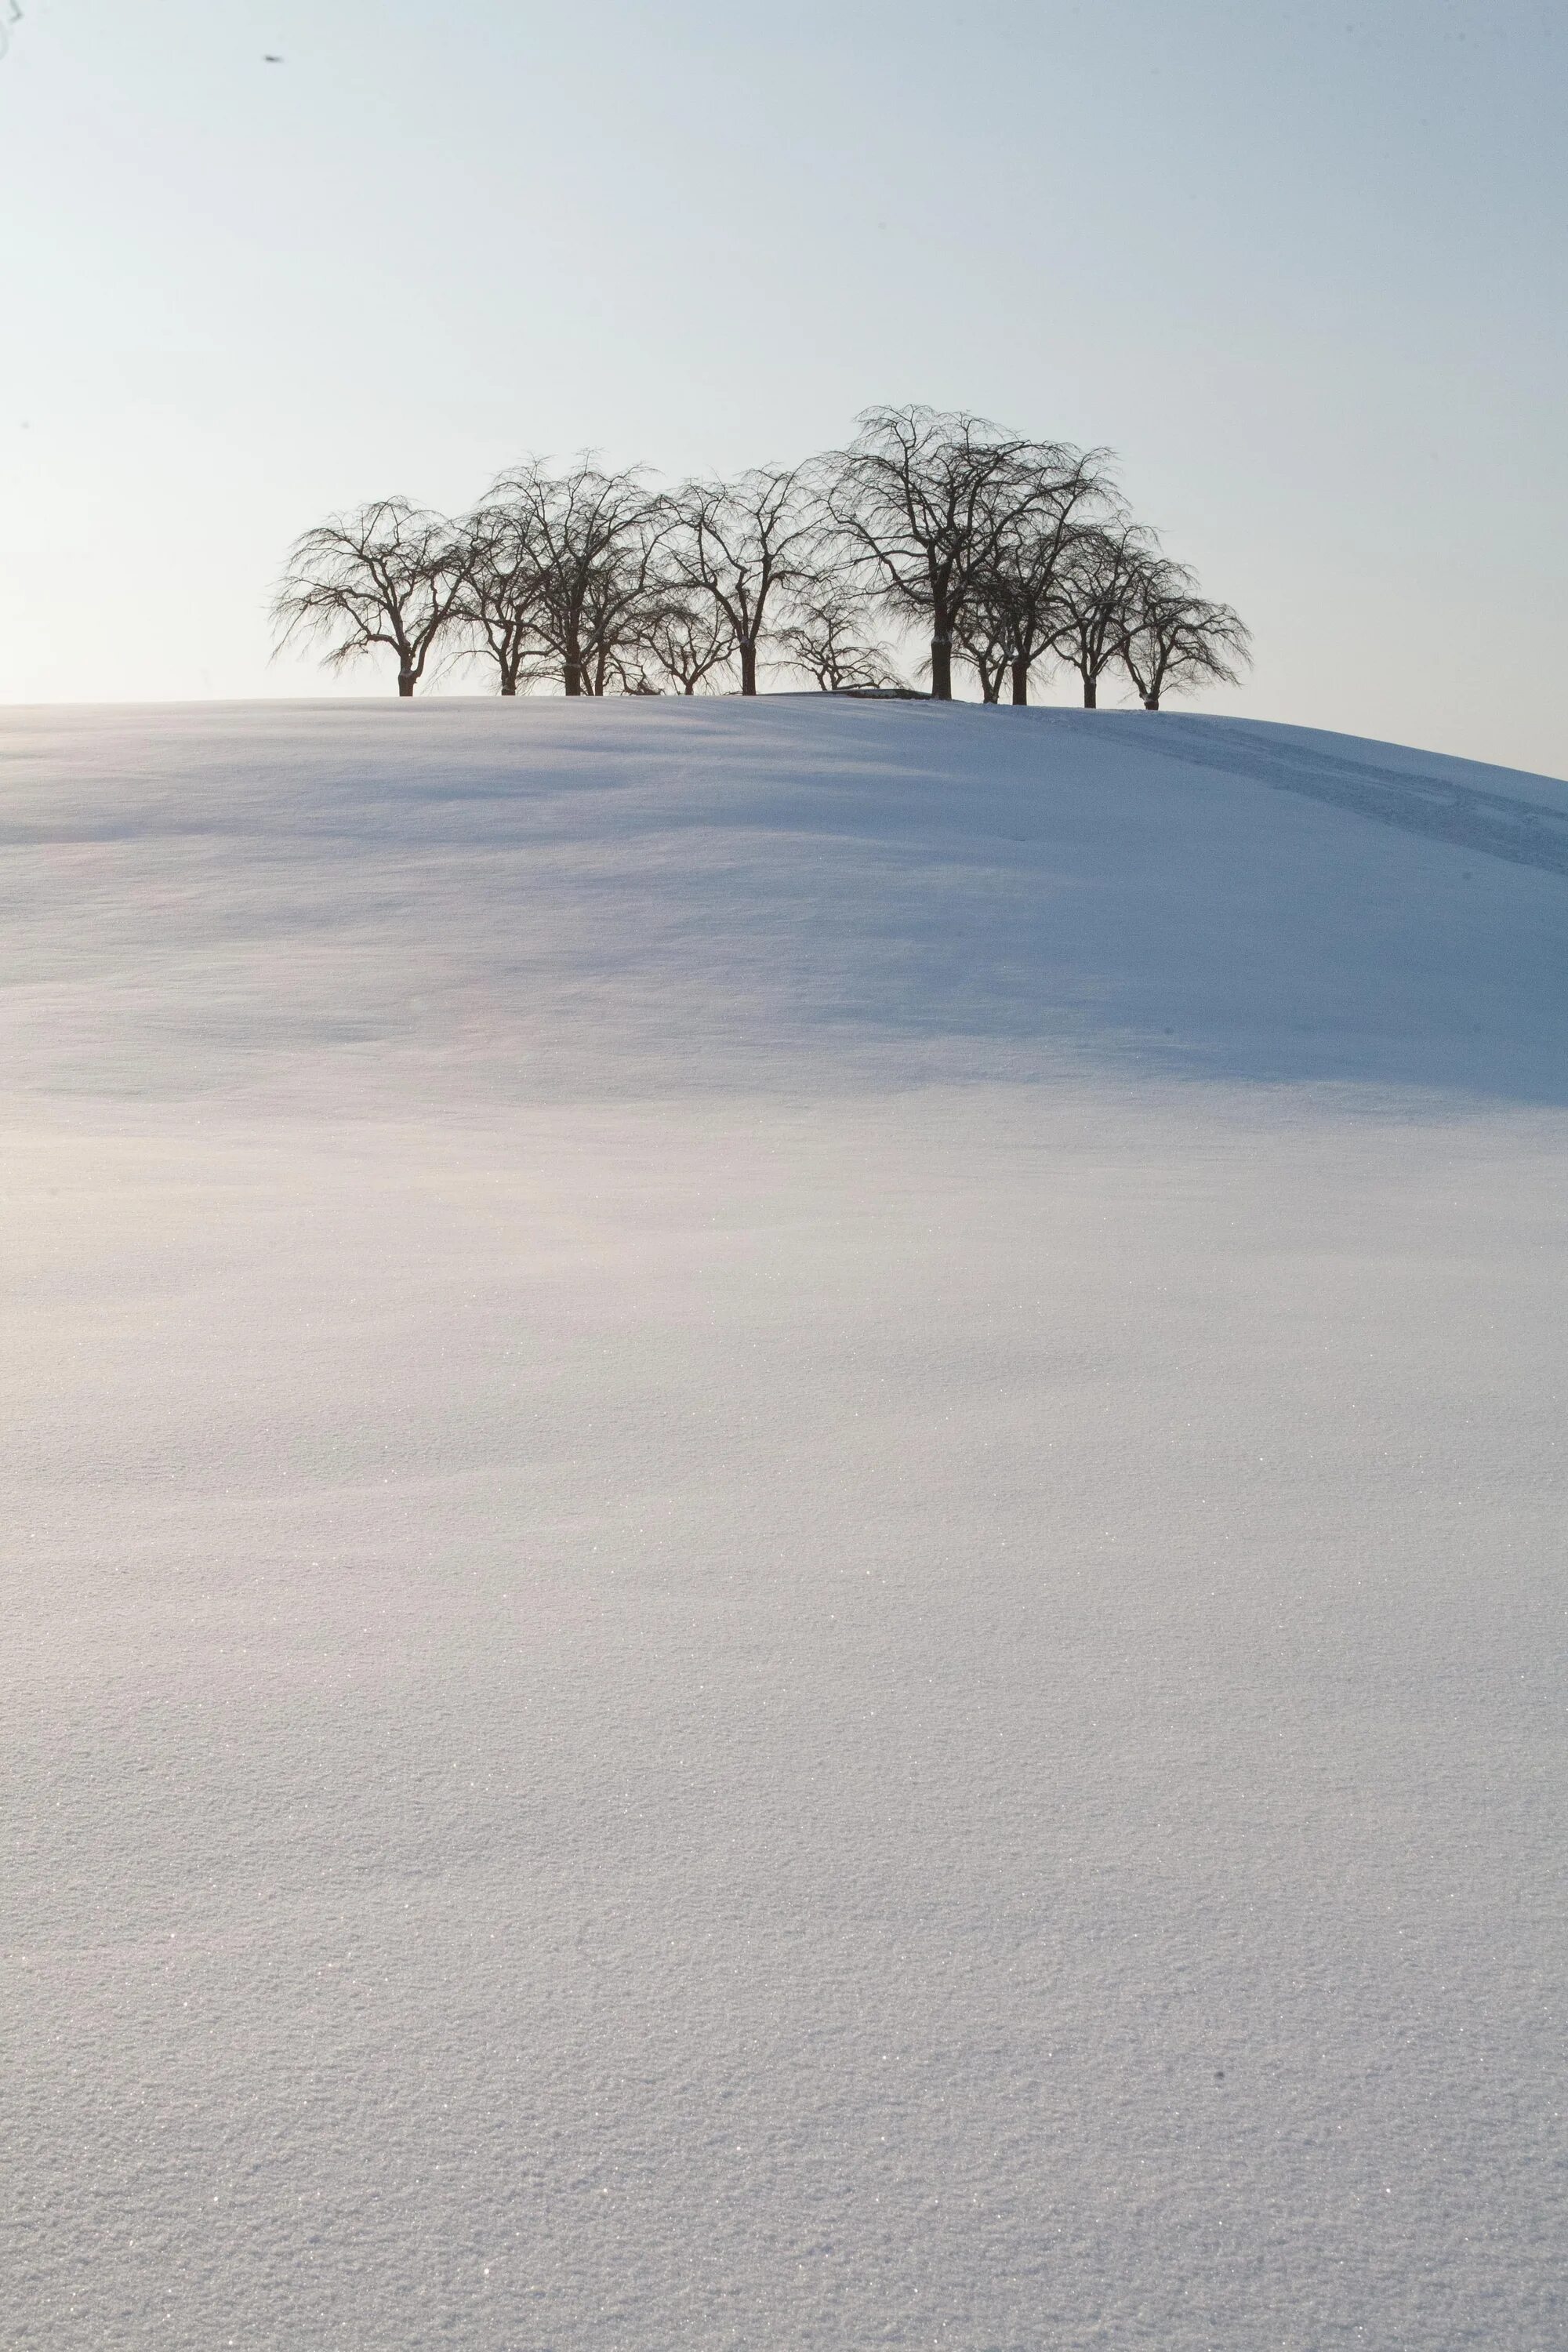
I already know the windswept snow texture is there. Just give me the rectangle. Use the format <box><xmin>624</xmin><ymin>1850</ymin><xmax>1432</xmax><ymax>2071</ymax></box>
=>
<box><xmin>3</xmin><ymin>699</ymin><xmax>1566</xmax><ymax>2352</ymax></box>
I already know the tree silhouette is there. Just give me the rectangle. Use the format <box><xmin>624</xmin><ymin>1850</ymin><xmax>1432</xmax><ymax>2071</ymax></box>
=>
<box><xmin>271</xmin><ymin>499</ymin><xmax>468</xmax><ymax>698</ymax></box>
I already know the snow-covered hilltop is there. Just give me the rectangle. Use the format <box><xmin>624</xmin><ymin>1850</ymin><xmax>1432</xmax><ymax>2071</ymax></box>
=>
<box><xmin>2</xmin><ymin>695</ymin><xmax>1564</xmax><ymax>1109</ymax></box>
<box><xmin>5</xmin><ymin>700</ymin><xmax>1565</xmax><ymax>2352</ymax></box>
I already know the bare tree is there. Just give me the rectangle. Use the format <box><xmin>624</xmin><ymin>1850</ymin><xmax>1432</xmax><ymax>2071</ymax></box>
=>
<box><xmin>667</xmin><ymin>466</ymin><xmax>816</xmax><ymax>696</ymax></box>
<box><xmin>271</xmin><ymin>498</ymin><xmax>469</xmax><ymax>697</ymax></box>
<box><xmin>637</xmin><ymin>587</ymin><xmax>735</xmax><ymax>695</ymax></box>
<box><xmin>1120</xmin><ymin>563</ymin><xmax>1251</xmax><ymax>710</ymax></box>
<box><xmin>456</xmin><ymin>496</ymin><xmax>548</xmax><ymax>695</ymax></box>
<box><xmin>964</xmin><ymin>450</ymin><xmax>1116</xmax><ymax>704</ymax></box>
<box><xmin>1052</xmin><ymin>521</ymin><xmax>1156</xmax><ymax>708</ymax></box>
<box><xmin>779</xmin><ymin>590</ymin><xmax>901</xmax><ymax>693</ymax></box>
<box><xmin>578</xmin><ymin>550</ymin><xmax>672</xmax><ymax>695</ymax></box>
<box><xmin>824</xmin><ymin>405</ymin><xmax>1070</xmax><ymax>700</ymax></box>
<box><xmin>481</xmin><ymin>459</ymin><xmax>668</xmax><ymax>696</ymax></box>
<box><xmin>956</xmin><ymin>597</ymin><xmax>1014</xmax><ymax>702</ymax></box>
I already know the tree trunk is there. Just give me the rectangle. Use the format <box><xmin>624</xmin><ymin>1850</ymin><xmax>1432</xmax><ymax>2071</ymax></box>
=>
<box><xmin>501</xmin><ymin>678</ymin><xmax>517</xmax><ymax>697</ymax></box>
<box><xmin>1011</xmin><ymin>658</ymin><xmax>1029</xmax><ymax>706</ymax></box>
<box><xmin>397</xmin><ymin>672</ymin><xmax>415</xmax><ymax>698</ymax></box>
<box><xmin>930</xmin><ymin>634</ymin><xmax>952</xmax><ymax>701</ymax></box>
<box><xmin>1083</xmin><ymin>675</ymin><xmax>1097</xmax><ymax>709</ymax></box>
<box><xmin>1144</xmin><ymin>694</ymin><xmax>1160</xmax><ymax>711</ymax></box>
<box><xmin>739</xmin><ymin>643</ymin><xmax>758</xmax><ymax>696</ymax></box>
<box><xmin>684</xmin><ymin>682</ymin><xmax>695</xmax><ymax>696</ymax></box>
<box><xmin>564</xmin><ymin>657</ymin><xmax>583</xmax><ymax>697</ymax></box>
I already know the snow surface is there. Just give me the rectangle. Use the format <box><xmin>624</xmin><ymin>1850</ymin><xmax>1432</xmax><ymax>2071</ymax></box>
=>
<box><xmin>3</xmin><ymin>696</ymin><xmax>1565</xmax><ymax>2350</ymax></box>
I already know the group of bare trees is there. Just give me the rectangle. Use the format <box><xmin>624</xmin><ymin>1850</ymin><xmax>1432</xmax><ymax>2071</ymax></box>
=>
<box><xmin>272</xmin><ymin>405</ymin><xmax>1250</xmax><ymax>709</ymax></box>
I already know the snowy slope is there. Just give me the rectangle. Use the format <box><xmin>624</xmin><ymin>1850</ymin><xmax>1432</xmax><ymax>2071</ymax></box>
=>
<box><xmin>2</xmin><ymin>696</ymin><xmax>1566</xmax><ymax>1109</ymax></box>
<box><xmin>2</xmin><ymin>699</ymin><xmax>1565</xmax><ymax>2352</ymax></box>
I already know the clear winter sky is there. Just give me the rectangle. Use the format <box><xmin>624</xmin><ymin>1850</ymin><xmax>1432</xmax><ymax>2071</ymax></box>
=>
<box><xmin>2</xmin><ymin>0</ymin><xmax>1564</xmax><ymax>771</ymax></box>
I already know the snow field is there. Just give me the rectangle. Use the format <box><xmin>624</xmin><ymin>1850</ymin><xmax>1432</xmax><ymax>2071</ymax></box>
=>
<box><xmin>2</xmin><ymin>698</ymin><xmax>1565</xmax><ymax>2349</ymax></box>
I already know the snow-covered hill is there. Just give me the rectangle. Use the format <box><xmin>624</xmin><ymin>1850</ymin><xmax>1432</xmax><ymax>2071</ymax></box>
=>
<box><xmin>3</xmin><ymin>697</ymin><xmax>1566</xmax><ymax>1109</ymax></box>
<box><xmin>4</xmin><ymin>700</ymin><xmax>1565</xmax><ymax>2351</ymax></box>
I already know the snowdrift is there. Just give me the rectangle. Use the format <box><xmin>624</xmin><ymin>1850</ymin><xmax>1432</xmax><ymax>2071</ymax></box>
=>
<box><xmin>3</xmin><ymin>699</ymin><xmax>1564</xmax><ymax>2352</ymax></box>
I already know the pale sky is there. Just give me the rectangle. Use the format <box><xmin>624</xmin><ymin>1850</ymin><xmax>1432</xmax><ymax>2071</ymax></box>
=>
<box><xmin>3</xmin><ymin>0</ymin><xmax>1564</xmax><ymax>772</ymax></box>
